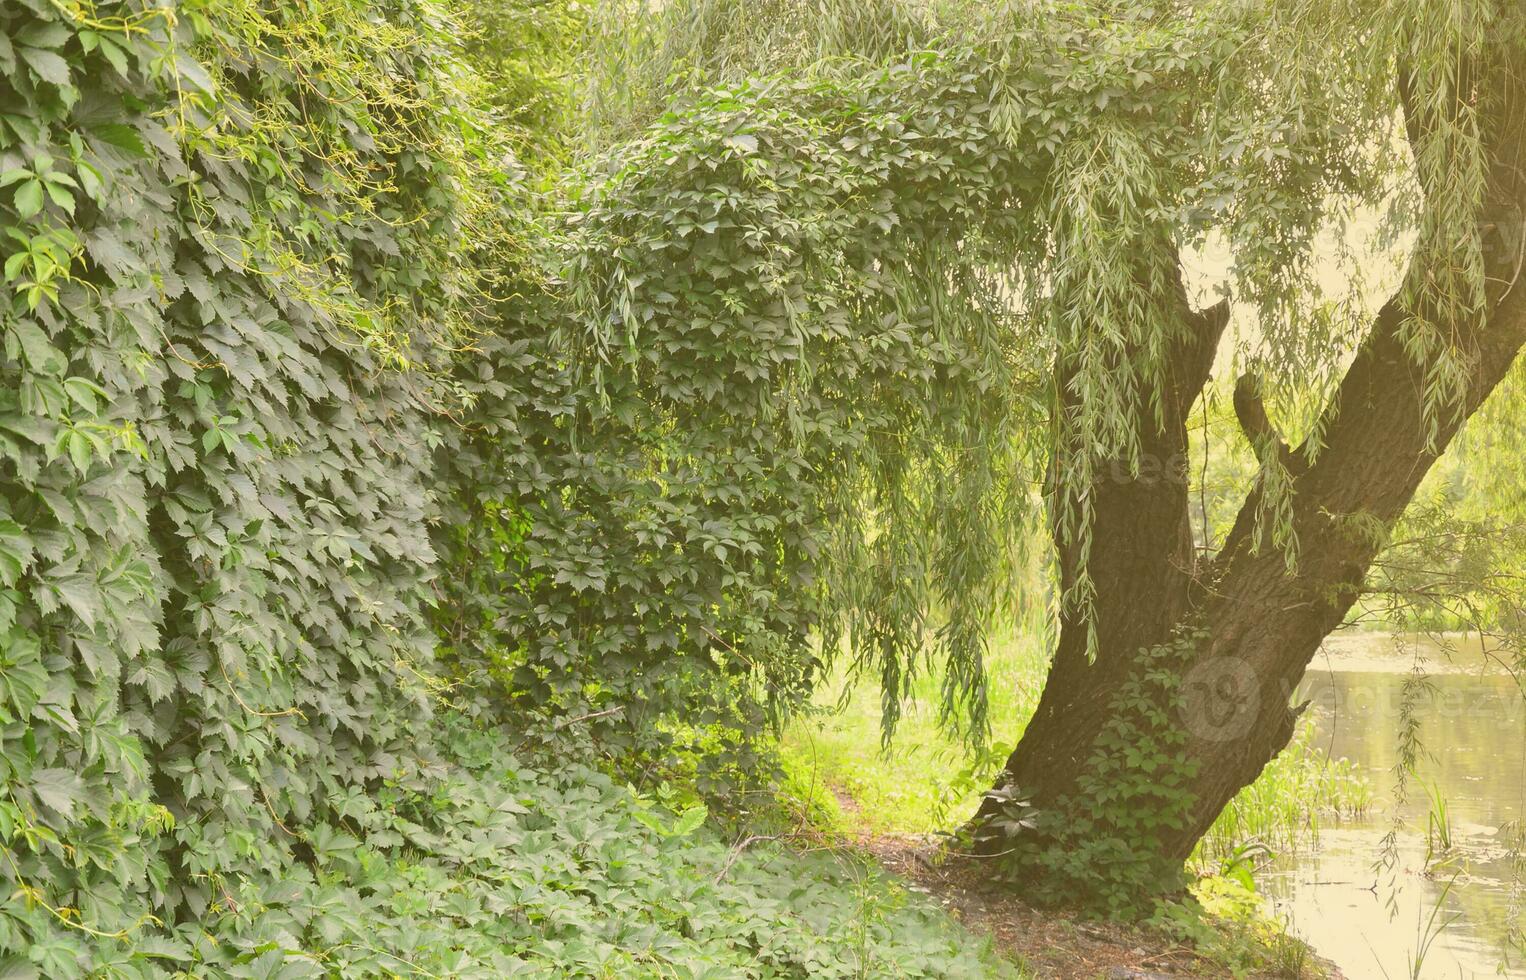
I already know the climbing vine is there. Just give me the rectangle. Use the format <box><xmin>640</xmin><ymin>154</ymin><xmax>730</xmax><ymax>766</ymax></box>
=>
<box><xmin>976</xmin><ymin>636</ymin><xmax>1204</xmax><ymax>913</ymax></box>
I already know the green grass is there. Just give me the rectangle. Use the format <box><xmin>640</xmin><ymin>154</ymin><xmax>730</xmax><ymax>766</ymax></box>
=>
<box><xmin>779</xmin><ymin>626</ymin><xmax>1049</xmax><ymax>835</ymax></box>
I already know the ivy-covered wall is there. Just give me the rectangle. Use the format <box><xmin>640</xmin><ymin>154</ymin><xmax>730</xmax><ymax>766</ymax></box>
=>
<box><xmin>0</xmin><ymin>0</ymin><xmax>507</xmax><ymax>968</ymax></box>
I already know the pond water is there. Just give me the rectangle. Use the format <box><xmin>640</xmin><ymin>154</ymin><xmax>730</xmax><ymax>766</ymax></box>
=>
<box><xmin>1262</xmin><ymin>632</ymin><xmax>1526</xmax><ymax>979</ymax></box>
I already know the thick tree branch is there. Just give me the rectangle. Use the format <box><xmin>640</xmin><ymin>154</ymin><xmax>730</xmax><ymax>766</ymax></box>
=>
<box><xmin>1169</xmin><ymin>277</ymin><xmax>1231</xmax><ymax>414</ymax></box>
<box><xmin>1216</xmin><ymin>53</ymin><xmax>1526</xmax><ymax>578</ymax></box>
<box><xmin>1230</xmin><ymin>372</ymin><xmax>1287</xmax><ymax>458</ymax></box>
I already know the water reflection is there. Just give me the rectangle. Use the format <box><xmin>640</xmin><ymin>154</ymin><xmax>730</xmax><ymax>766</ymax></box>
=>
<box><xmin>1262</xmin><ymin>633</ymin><xmax>1526</xmax><ymax>979</ymax></box>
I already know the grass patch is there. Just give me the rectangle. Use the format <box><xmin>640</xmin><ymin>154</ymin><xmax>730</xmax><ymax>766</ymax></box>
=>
<box><xmin>779</xmin><ymin>627</ymin><xmax>1048</xmax><ymax>835</ymax></box>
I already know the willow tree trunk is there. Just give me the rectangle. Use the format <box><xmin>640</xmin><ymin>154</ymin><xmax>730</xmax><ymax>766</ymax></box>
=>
<box><xmin>970</xmin><ymin>58</ymin><xmax>1526</xmax><ymax>905</ymax></box>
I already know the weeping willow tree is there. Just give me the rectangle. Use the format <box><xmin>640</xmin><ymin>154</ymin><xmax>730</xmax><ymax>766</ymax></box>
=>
<box><xmin>964</xmin><ymin>0</ymin><xmax>1526</xmax><ymax>907</ymax></box>
<box><xmin>571</xmin><ymin>0</ymin><xmax>1526</xmax><ymax>908</ymax></box>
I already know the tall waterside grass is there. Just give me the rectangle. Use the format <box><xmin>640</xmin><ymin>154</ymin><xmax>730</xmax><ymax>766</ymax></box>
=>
<box><xmin>1194</xmin><ymin>722</ymin><xmax>1374</xmax><ymax>867</ymax></box>
<box><xmin>1423</xmin><ymin>777</ymin><xmax>1455</xmax><ymax>861</ymax></box>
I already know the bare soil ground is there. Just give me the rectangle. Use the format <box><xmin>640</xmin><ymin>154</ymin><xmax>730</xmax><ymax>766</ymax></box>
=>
<box><xmin>829</xmin><ymin>789</ymin><xmax>1345</xmax><ymax>979</ymax></box>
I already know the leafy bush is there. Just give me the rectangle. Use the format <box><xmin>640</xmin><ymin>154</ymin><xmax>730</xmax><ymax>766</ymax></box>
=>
<box><xmin>108</xmin><ymin>712</ymin><xmax>1011</xmax><ymax>978</ymax></box>
<box><xmin>565</xmin><ymin>52</ymin><xmax>1049</xmax><ymax>747</ymax></box>
<box><xmin>434</xmin><ymin>40</ymin><xmax>1043</xmax><ymax>768</ymax></box>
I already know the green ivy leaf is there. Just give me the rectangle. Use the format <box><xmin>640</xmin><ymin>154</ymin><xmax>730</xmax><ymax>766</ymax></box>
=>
<box><xmin>43</xmin><ymin>178</ymin><xmax>74</xmax><ymax>215</ymax></box>
<box><xmin>0</xmin><ymin>521</ymin><xmax>33</xmax><ymax>587</ymax></box>
<box><xmin>13</xmin><ymin>178</ymin><xmax>43</xmax><ymax>218</ymax></box>
<box><xmin>15</xmin><ymin>21</ymin><xmax>70</xmax><ymax>49</ymax></box>
<box><xmin>30</xmin><ymin>768</ymin><xmax>84</xmax><ymax>819</ymax></box>
<box><xmin>51</xmin><ymin>574</ymin><xmax>100</xmax><ymax>629</ymax></box>
<box><xmin>0</xmin><ymin>956</ymin><xmax>42</xmax><ymax>980</ymax></box>
<box><xmin>670</xmin><ymin>803</ymin><xmax>708</xmax><ymax>837</ymax></box>
<box><xmin>89</xmin><ymin>123</ymin><xmax>146</xmax><ymax>157</ymax></box>
<box><xmin>18</xmin><ymin>46</ymin><xmax>69</xmax><ymax>87</ymax></box>
<box><xmin>62</xmin><ymin>377</ymin><xmax>104</xmax><ymax>415</ymax></box>
<box><xmin>723</xmin><ymin>133</ymin><xmax>758</xmax><ymax>154</ymax></box>
<box><xmin>8</xmin><ymin>321</ymin><xmax>66</xmax><ymax>375</ymax></box>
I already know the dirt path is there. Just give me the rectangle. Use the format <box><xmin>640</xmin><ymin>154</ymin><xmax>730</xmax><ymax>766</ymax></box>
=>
<box><xmin>828</xmin><ymin>789</ymin><xmax>1344</xmax><ymax>979</ymax></box>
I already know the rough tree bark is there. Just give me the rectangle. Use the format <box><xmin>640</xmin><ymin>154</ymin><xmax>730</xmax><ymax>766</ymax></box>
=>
<box><xmin>971</xmin><ymin>50</ymin><xmax>1526</xmax><ymax>889</ymax></box>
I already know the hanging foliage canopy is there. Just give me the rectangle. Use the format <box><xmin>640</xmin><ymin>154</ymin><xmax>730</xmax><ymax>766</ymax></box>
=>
<box><xmin>567</xmin><ymin>0</ymin><xmax>1520</xmax><ymax>732</ymax></box>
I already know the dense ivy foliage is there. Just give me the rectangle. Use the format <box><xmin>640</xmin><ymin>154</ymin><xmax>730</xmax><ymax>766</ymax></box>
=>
<box><xmin>0</xmin><ymin>0</ymin><xmax>1030</xmax><ymax>970</ymax></box>
<box><xmin>567</xmin><ymin>57</ymin><xmax>1048</xmax><ymax>740</ymax></box>
<box><xmin>0</xmin><ymin>0</ymin><xmax>531</xmax><ymax>971</ymax></box>
<box><xmin>976</xmin><ymin>636</ymin><xmax>1202</xmax><ymax>914</ymax></box>
<box><xmin>438</xmin><ymin>20</ymin><xmax>1039</xmax><ymax>760</ymax></box>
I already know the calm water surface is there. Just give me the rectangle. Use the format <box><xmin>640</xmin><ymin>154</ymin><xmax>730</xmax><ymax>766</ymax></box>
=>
<box><xmin>1263</xmin><ymin>633</ymin><xmax>1526</xmax><ymax>979</ymax></box>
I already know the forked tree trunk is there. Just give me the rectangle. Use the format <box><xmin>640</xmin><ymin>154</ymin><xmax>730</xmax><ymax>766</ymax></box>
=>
<box><xmin>971</xmin><ymin>56</ymin><xmax>1526</xmax><ymax>897</ymax></box>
